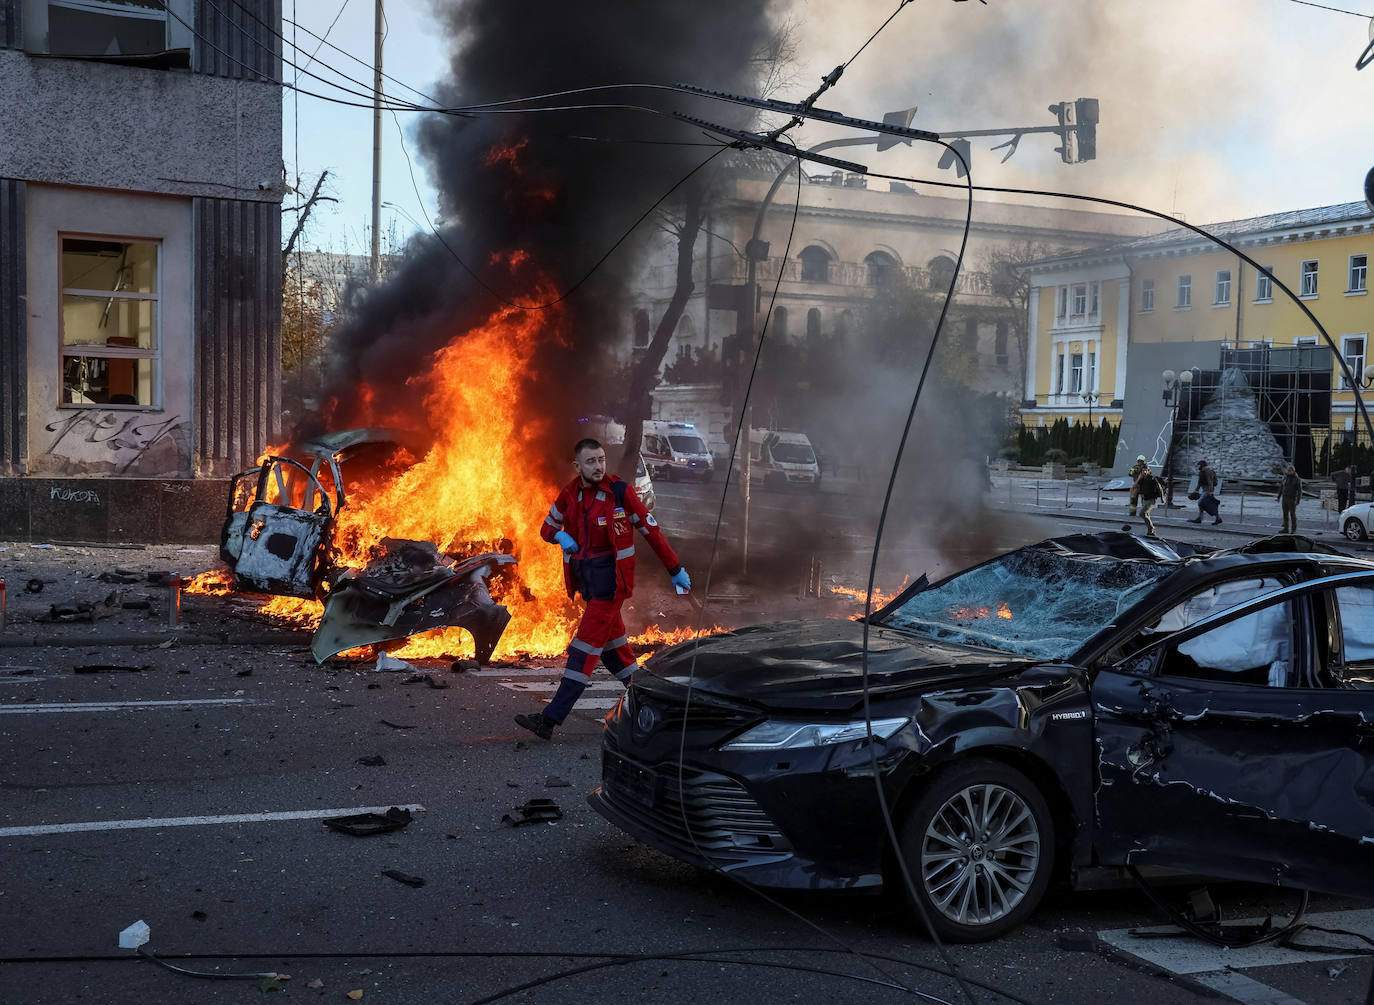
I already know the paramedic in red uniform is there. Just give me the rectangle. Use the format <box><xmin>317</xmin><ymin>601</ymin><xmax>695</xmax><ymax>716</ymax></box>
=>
<box><xmin>515</xmin><ymin>437</ymin><xmax>691</xmax><ymax>740</ymax></box>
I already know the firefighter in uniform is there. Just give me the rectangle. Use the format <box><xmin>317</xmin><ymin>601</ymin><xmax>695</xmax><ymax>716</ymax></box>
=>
<box><xmin>515</xmin><ymin>437</ymin><xmax>690</xmax><ymax>740</ymax></box>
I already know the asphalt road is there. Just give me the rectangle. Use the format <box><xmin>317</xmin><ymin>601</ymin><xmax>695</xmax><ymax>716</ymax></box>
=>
<box><xmin>3</xmin><ymin>522</ymin><xmax>1374</xmax><ymax>1004</ymax></box>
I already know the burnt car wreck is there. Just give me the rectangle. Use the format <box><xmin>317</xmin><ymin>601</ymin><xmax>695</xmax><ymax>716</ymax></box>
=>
<box><xmin>590</xmin><ymin>531</ymin><xmax>1374</xmax><ymax>940</ymax></box>
<box><xmin>220</xmin><ymin>429</ymin><xmax>515</xmax><ymax>663</ymax></box>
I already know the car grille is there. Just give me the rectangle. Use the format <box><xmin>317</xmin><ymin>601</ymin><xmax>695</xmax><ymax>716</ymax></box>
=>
<box><xmin>626</xmin><ymin>688</ymin><xmax>760</xmax><ymax>736</ymax></box>
<box><xmin>600</xmin><ymin>748</ymin><xmax>790</xmax><ymax>866</ymax></box>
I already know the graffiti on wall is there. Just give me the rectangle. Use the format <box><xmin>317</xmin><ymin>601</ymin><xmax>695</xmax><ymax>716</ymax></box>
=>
<box><xmin>41</xmin><ymin>411</ymin><xmax>189</xmax><ymax>477</ymax></box>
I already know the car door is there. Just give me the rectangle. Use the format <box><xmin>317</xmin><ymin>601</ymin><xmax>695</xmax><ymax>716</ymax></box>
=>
<box><xmin>1093</xmin><ymin>573</ymin><xmax>1374</xmax><ymax>898</ymax></box>
<box><xmin>224</xmin><ymin>455</ymin><xmax>339</xmax><ymax>598</ymax></box>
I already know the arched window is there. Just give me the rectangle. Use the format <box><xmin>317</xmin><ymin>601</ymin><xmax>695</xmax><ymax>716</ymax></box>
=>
<box><xmin>632</xmin><ymin>309</ymin><xmax>650</xmax><ymax>348</ymax></box>
<box><xmin>806</xmin><ymin>308</ymin><xmax>821</xmax><ymax>340</ymax></box>
<box><xmin>865</xmin><ymin>251</ymin><xmax>898</xmax><ymax>286</ymax></box>
<box><xmin>676</xmin><ymin>314</ymin><xmax>697</xmax><ymax>346</ymax></box>
<box><xmin>799</xmin><ymin>246</ymin><xmax>832</xmax><ymax>283</ymax></box>
<box><xmin>771</xmin><ymin>306</ymin><xmax>788</xmax><ymax>340</ymax></box>
<box><xmin>927</xmin><ymin>256</ymin><xmax>956</xmax><ymax>291</ymax></box>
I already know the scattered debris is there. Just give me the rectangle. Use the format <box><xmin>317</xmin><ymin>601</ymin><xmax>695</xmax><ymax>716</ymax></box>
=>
<box><xmin>501</xmin><ymin>798</ymin><xmax>562</xmax><ymax>826</ymax></box>
<box><xmin>1</xmin><ymin>667</ymin><xmax>35</xmax><ymax>676</ymax></box>
<box><xmin>545</xmin><ymin>776</ymin><xmax>571</xmax><ymax>788</ymax></box>
<box><xmin>378</xmin><ymin>719</ymin><xmax>415</xmax><ymax>730</ymax></box>
<box><xmin>381</xmin><ymin>869</ymin><xmax>426</xmax><ymax>888</ymax></box>
<box><xmin>506</xmin><ymin>780</ymin><xmax>520</xmax><ymax>788</ymax></box>
<box><xmin>235</xmin><ymin>667</ymin><xmax>252</xmax><ymax>677</ymax></box>
<box><xmin>146</xmin><ymin>571</ymin><xmax>174</xmax><ymax>586</ymax></box>
<box><xmin>356</xmin><ymin>755</ymin><xmax>387</xmax><ymax>766</ymax></box>
<box><xmin>451</xmin><ymin>659</ymin><xmax>478</xmax><ymax>673</ymax></box>
<box><xmin>49</xmin><ymin>591</ymin><xmax>122</xmax><ymax>622</ymax></box>
<box><xmin>121</xmin><ymin>599</ymin><xmax>151</xmax><ymax>610</ymax></box>
<box><xmin>322</xmin><ymin>806</ymin><xmax>413</xmax><ymax>837</ymax></box>
<box><xmin>25</xmin><ymin>579</ymin><xmax>44</xmax><ymax>594</ymax></box>
<box><xmin>306</xmin><ymin>978</ymin><xmax>324</xmax><ymax>989</ymax></box>
<box><xmin>347</xmin><ymin>991</ymin><xmax>364</xmax><ymax>1001</ymax></box>
<box><xmin>1330</xmin><ymin>963</ymin><xmax>1349</xmax><ymax>979</ymax></box>
<box><xmin>191</xmin><ymin>910</ymin><xmax>207</xmax><ymax>922</ymax></box>
<box><xmin>400</xmin><ymin>673</ymin><xmax>449</xmax><ymax>689</ymax></box>
<box><xmin>74</xmin><ymin>664</ymin><xmax>149</xmax><ymax>674</ymax></box>
<box><xmin>374</xmin><ymin>653</ymin><xmax>414</xmax><ymax>673</ymax></box>
<box><xmin>98</xmin><ymin>570</ymin><xmax>142</xmax><ymax>584</ymax></box>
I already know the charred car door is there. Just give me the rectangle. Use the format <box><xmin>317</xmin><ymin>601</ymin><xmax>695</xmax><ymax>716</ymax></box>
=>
<box><xmin>1093</xmin><ymin>572</ymin><xmax>1374</xmax><ymax>898</ymax></box>
<box><xmin>220</xmin><ymin>455</ymin><xmax>341</xmax><ymax>598</ymax></box>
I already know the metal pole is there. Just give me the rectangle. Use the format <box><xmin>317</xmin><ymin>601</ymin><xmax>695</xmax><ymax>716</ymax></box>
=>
<box><xmin>1239</xmin><ymin>491</ymin><xmax>1245</xmax><ymax>523</ymax></box>
<box><xmin>168</xmin><ymin>576</ymin><xmax>182</xmax><ymax>628</ymax></box>
<box><xmin>0</xmin><ymin>578</ymin><xmax>5</xmax><ymax>633</ymax></box>
<box><xmin>370</xmin><ymin>0</ymin><xmax>384</xmax><ymax>279</ymax></box>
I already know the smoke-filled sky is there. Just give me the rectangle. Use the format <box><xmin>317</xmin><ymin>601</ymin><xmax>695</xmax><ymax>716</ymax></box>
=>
<box><xmin>288</xmin><ymin>0</ymin><xmax>1373</xmax><ymax>252</ymax></box>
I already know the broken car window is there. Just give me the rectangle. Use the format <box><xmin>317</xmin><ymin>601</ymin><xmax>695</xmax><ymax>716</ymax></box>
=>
<box><xmin>1336</xmin><ymin>586</ymin><xmax>1374</xmax><ymax>688</ymax></box>
<box><xmin>879</xmin><ymin>548</ymin><xmax>1172</xmax><ymax>660</ymax></box>
<box><xmin>1144</xmin><ymin>577</ymin><xmax>1287</xmax><ymax>635</ymax></box>
<box><xmin>1160</xmin><ymin>598</ymin><xmax>1295</xmax><ymax>686</ymax></box>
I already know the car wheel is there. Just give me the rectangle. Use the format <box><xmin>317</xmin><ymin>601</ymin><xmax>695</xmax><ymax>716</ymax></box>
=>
<box><xmin>1345</xmin><ymin>517</ymin><xmax>1368</xmax><ymax>542</ymax></box>
<box><xmin>898</xmin><ymin>759</ymin><xmax>1055</xmax><ymax>942</ymax></box>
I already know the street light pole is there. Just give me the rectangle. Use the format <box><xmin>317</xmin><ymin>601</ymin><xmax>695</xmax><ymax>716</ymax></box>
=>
<box><xmin>1081</xmin><ymin>391</ymin><xmax>1098</xmax><ymax>463</ymax></box>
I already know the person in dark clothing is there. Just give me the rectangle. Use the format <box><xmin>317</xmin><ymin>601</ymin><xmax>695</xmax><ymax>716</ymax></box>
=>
<box><xmin>1137</xmin><ymin>463</ymin><xmax>1163</xmax><ymax>536</ymax></box>
<box><xmin>515</xmin><ymin>438</ymin><xmax>691</xmax><ymax>741</ymax></box>
<box><xmin>1278</xmin><ymin>465</ymin><xmax>1303</xmax><ymax>534</ymax></box>
<box><xmin>1187</xmin><ymin>460</ymin><xmax>1222</xmax><ymax>525</ymax></box>
<box><xmin>1128</xmin><ymin>454</ymin><xmax>1148</xmax><ymax>516</ymax></box>
<box><xmin>1335</xmin><ymin>464</ymin><xmax>1354</xmax><ymax>512</ymax></box>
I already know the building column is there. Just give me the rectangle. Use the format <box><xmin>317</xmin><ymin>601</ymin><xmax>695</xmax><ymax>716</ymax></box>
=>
<box><xmin>1024</xmin><ymin>284</ymin><xmax>1040</xmax><ymax>403</ymax></box>
<box><xmin>1114</xmin><ymin>277</ymin><xmax>1130</xmax><ymax>403</ymax></box>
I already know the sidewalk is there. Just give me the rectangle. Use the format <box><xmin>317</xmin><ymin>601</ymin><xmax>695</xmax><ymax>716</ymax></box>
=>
<box><xmin>987</xmin><ymin>475</ymin><xmax>1359</xmax><ymax>544</ymax></box>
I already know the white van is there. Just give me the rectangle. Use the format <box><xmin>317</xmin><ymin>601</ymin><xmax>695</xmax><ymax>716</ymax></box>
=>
<box><xmin>749</xmin><ymin>429</ymin><xmax>821</xmax><ymax>489</ymax></box>
<box><xmin>575</xmin><ymin>415</ymin><xmax>655</xmax><ymax>511</ymax></box>
<box><xmin>642</xmin><ymin>419</ymin><xmax>714</xmax><ymax>482</ymax></box>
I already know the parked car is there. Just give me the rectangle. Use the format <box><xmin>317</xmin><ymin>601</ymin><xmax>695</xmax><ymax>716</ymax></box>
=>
<box><xmin>1340</xmin><ymin>501</ymin><xmax>1374</xmax><ymax>540</ymax></box>
<box><xmin>590</xmin><ymin>531</ymin><xmax>1374</xmax><ymax>940</ymax></box>
<box><xmin>219</xmin><ymin>428</ymin><xmax>515</xmax><ymax>663</ymax></box>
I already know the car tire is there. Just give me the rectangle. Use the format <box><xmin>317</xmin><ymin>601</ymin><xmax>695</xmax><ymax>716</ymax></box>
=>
<box><xmin>1345</xmin><ymin>517</ymin><xmax>1368</xmax><ymax>542</ymax></box>
<box><xmin>897</xmin><ymin>759</ymin><xmax>1055</xmax><ymax>943</ymax></box>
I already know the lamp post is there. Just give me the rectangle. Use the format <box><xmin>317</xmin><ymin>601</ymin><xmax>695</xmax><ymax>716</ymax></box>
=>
<box><xmin>1161</xmin><ymin>369</ymin><xmax>1193</xmax><ymax>507</ymax></box>
<box><xmin>1081</xmin><ymin>391</ymin><xmax>1099</xmax><ymax>465</ymax></box>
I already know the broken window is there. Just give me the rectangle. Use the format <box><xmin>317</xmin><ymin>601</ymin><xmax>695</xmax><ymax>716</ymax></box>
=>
<box><xmin>1336</xmin><ymin>586</ymin><xmax>1374</xmax><ymax>689</ymax></box>
<box><xmin>1160</xmin><ymin>596</ymin><xmax>1295</xmax><ymax>686</ymax></box>
<box><xmin>880</xmin><ymin>549</ymin><xmax>1173</xmax><ymax>660</ymax></box>
<box><xmin>799</xmin><ymin>246</ymin><xmax>831</xmax><ymax>283</ymax></box>
<box><xmin>1301</xmin><ymin>259</ymin><xmax>1319</xmax><ymax>297</ymax></box>
<box><xmin>26</xmin><ymin>0</ymin><xmax>193</xmax><ymax>64</ymax></box>
<box><xmin>60</xmin><ymin>236</ymin><xmax>160</xmax><ymax>407</ymax></box>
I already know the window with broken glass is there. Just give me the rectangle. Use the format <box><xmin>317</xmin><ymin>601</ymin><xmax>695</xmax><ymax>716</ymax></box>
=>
<box><xmin>1342</xmin><ymin>335</ymin><xmax>1366</xmax><ymax>389</ymax></box>
<box><xmin>1301</xmin><ymin>259</ymin><xmax>1319</xmax><ymax>297</ymax></box>
<box><xmin>25</xmin><ymin>0</ymin><xmax>193</xmax><ymax>64</ymax></box>
<box><xmin>1255</xmin><ymin>265</ymin><xmax>1274</xmax><ymax>302</ymax></box>
<box><xmin>60</xmin><ymin>236</ymin><xmax>160</xmax><ymax>408</ymax></box>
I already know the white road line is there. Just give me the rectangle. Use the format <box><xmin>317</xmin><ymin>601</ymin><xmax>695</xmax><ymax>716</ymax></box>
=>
<box><xmin>502</xmin><ymin>681</ymin><xmax>622</xmax><ymax>693</ymax></box>
<box><xmin>0</xmin><ymin>804</ymin><xmax>427</xmax><ymax>838</ymax></box>
<box><xmin>1099</xmin><ymin>908</ymin><xmax>1374</xmax><ymax>973</ymax></box>
<box><xmin>0</xmin><ymin>698</ymin><xmax>257</xmax><ymax>714</ymax></box>
<box><xmin>1190</xmin><ymin>971</ymin><xmax>1307</xmax><ymax>1005</ymax></box>
<box><xmin>472</xmin><ymin>667</ymin><xmax>565</xmax><ymax>677</ymax></box>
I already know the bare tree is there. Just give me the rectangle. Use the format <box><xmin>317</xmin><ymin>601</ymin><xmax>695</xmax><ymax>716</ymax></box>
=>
<box><xmin>982</xmin><ymin>240</ymin><xmax>1063</xmax><ymax>397</ymax></box>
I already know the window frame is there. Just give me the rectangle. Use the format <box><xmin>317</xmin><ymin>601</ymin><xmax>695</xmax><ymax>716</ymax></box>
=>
<box><xmin>1342</xmin><ymin>334</ymin><xmax>1367</xmax><ymax>390</ymax></box>
<box><xmin>1214</xmin><ymin>269</ymin><xmax>1231</xmax><ymax>306</ymax></box>
<box><xmin>1300</xmin><ymin>259</ymin><xmax>1319</xmax><ymax>298</ymax></box>
<box><xmin>58</xmin><ymin>231</ymin><xmax>162</xmax><ymax>411</ymax></box>
<box><xmin>1350</xmin><ymin>254</ymin><xmax>1368</xmax><ymax>295</ymax></box>
<box><xmin>1139</xmin><ymin>278</ymin><xmax>1154</xmax><ymax>312</ymax></box>
<box><xmin>1069</xmin><ymin>352</ymin><xmax>1084</xmax><ymax>394</ymax></box>
<box><xmin>1176</xmin><ymin>274</ymin><xmax>1192</xmax><ymax>309</ymax></box>
<box><xmin>1254</xmin><ymin>265</ymin><xmax>1274</xmax><ymax>303</ymax></box>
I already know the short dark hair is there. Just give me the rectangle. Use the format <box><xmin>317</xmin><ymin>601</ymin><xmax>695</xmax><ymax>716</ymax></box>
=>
<box><xmin>573</xmin><ymin>437</ymin><xmax>603</xmax><ymax>457</ymax></box>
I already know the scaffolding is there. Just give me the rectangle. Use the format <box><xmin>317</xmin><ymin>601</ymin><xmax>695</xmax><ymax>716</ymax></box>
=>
<box><xmin>1172</xmin><ymin>345</ymin><xmax>1333</xmax><ymax>480</ymax></box>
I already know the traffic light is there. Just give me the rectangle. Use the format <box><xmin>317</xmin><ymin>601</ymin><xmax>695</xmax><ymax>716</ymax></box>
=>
<box><xmin>938</xmin><ymin>138</ymin><xmax>972</xmax><ymax>177</ymax></box>
<box><xmin>1074</xmin><ymin>98</ymin><xmax>1099</xmax><ymax>162</ymax></box>
<box><xmin>1048</xmin><ymin>102</ymin><xmax>1072</xmax><ymax>163</ymax></box>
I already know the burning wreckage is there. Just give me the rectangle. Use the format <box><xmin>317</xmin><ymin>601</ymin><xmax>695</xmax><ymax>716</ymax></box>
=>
<box><xmin>592</xmin><ymin>531</ymin><xmax>1374</xmax><ymax>941</ymax></box>
<box><xmin>219</xmin><ymin>429</ymin><xmax>515</xmax><ymax>663</ymax></box>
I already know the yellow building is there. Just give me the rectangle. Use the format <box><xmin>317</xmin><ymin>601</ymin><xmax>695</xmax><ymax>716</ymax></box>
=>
<box><xmin>1020</xmin><ymin>201</ymin><xmax>1373</xmax><ymax>475</ymax></box>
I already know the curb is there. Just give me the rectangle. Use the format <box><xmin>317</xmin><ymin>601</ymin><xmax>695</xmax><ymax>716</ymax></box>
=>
<box><xmin>989</xmin><ymin>502</ymin><xmax>1367</xmax><ymax>546</ymax></box>
<box><xmin>0</xmin><ymin>630</ymin><xmax>309</xmax><ymax>649</ymax></box>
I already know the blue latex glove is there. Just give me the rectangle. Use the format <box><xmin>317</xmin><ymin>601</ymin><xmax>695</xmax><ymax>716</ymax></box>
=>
<box><xmin>554</xmin><ymin>530</ymin><xmax>578</xmax><ymax>554</ymax></box>
<box><xmin>670</xmin><ymin>568</ymin><xmax>692</xmax><ymax>594</ymax></box>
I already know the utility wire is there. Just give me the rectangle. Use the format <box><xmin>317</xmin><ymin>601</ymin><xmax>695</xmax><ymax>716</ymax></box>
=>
<box><xmin>297</xmin><ymin>0</ymin><xmax>351</xmax><ymax>71</ymax></box>
<box><xmin>1287</xmin><ymin>0</ymin><xmax>1369</xmax><ymax>16</ymax></box>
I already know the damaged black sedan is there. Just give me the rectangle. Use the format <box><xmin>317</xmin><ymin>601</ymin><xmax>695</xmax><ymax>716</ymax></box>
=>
<box><xmin>590</xmin><ymin>532</ymin><xmax>1374</xmax><ymax>941</ymax></box>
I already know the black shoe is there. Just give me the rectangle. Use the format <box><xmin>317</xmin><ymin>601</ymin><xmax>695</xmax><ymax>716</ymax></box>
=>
<box><xmin>1213</xmin><ymin>518</ymin><xmax>1222</xmax><ymax>525</ymax></box>
<box><xmin>514</xmin><ymin>712</ymin><xmax>554</xmax><ymax>740</ymax></box>
<box><xmin>1187</xmin><ymin>517</ymin><xmax>1202</xmax><ymax>523</ymax></box>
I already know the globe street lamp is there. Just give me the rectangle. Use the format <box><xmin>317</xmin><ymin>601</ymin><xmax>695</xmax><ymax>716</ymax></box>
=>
<box><xmin>1162</xmin><ymin>369</ymin><xmax>1194</xmax><ymax>507</ymax></box>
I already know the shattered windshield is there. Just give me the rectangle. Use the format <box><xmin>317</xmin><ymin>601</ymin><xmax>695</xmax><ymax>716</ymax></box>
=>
<box><xmin>771</xmin><ymin>442</ymin><xmax>815</xmax><ymax>464</ymax></box>
<box><xmin>879</xmin><ymin>548</ymin><xmax>1175</xmax><ymax>659</ymax></box>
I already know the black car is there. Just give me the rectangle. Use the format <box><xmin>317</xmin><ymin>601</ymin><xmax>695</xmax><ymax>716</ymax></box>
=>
<box><xmin>589</xmin><ymin>532</ymin><xmax>1374</xmax><ymax>941</ymax></box>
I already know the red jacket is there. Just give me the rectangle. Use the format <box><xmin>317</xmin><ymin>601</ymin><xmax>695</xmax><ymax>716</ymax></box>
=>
<box><xmin>541</xmin><ymin>474</ymin><xmax>681</xmax><ymax>601</ymax></box>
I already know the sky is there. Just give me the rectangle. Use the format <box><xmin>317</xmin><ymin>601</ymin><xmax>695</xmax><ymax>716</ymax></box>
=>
<box><xmin>284</xmin><ymin>0</ymin><xmax>1374</xmax><ymax>255</ymax></box>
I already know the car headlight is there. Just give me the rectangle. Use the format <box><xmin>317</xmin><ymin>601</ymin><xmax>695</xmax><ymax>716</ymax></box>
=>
<box><xmin>721</xmin><ymin>717</ymin><xmax>909</xmax><ymax>750</ymax></box>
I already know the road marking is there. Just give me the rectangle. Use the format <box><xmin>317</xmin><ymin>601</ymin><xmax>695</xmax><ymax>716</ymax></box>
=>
<box><xmin>497</xmin><ymin>675</ymin><xmax>621</xmax><ymax>710</ymax></box>
<box><xmin>0</xmin><ymin>698</ymin><xmax>257</xmax><ymax>714</ymax></box>
<box><xmin>472</xmin><ymin>667</ymin><xmax>564</xmax><ymax>677</ymax></box>
<box><xmin>503</xmin><ymin>680</ymin><xmax>622</xmax><ymax>693</ymax></box>
<box><xmin>0</xmin><ymin>804</ymin><xmax>427</xmax><ymax>838</ymax></box>
<box><xmin>1099</xmin><ymin>908</ymin><xmax>1374</xmax><ymax>973</ymax></box>
<box><xmin>1190</xmin><ymin>971</ymin><xmax>1306</xmax><ymax>1005</ymax></box>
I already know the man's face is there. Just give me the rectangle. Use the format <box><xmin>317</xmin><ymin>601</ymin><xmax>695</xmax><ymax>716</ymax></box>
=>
<box><xmin>574</xmin><ymin>447</ymin><xmax>606</xmax><ymax>485</ymax></box>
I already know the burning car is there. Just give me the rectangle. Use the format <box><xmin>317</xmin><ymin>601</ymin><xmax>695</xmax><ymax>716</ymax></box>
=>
<box><xmin>219</xmin><ymin>428</ymin><xmax>515</xmax><ymax>663</ymax></box>
<box><xmin>590</xmin><ymin>531</ymin><xmax>1374</xmax><ymax>940</ymax></box>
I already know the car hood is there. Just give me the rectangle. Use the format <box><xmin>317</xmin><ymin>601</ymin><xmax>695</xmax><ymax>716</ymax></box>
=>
<box><xmin>641</xmin><ymin>620</ymin><xmax>1037</xmax><ymax>713</ymax></box>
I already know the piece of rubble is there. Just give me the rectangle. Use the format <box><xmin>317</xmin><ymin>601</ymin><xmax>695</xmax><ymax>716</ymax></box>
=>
<box><xmin>322</xmin><ymin>806</ymin><xmax>412</xmax><ymax>837</ymax></box>
<box><xmin>501</xmin><ymin>798</ymin><xmax>562</xmax><ymax>826</ymax></box>
<box><xmin>356</xmin><ymin>755</ymin><xmax>387</xmax><ymax>766</ymax></box>
<box><xmin>74</xmin><ymin>664</ymin><xmax>150</xmax><ymax>674</ymax></box>
<box><xmin>381</xmin><ymin>869</ymin><xmax>425</xmax><ymax>888</ymax></box>
<box><xmin>374</xmin><ymin>653</ymin><xmax>413</xmax><ymax>673</ymax></box>
<box><xmin>545</xmin><ymin>776</ymin><xmax>571</xmax><ymax>788</ymax></box>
